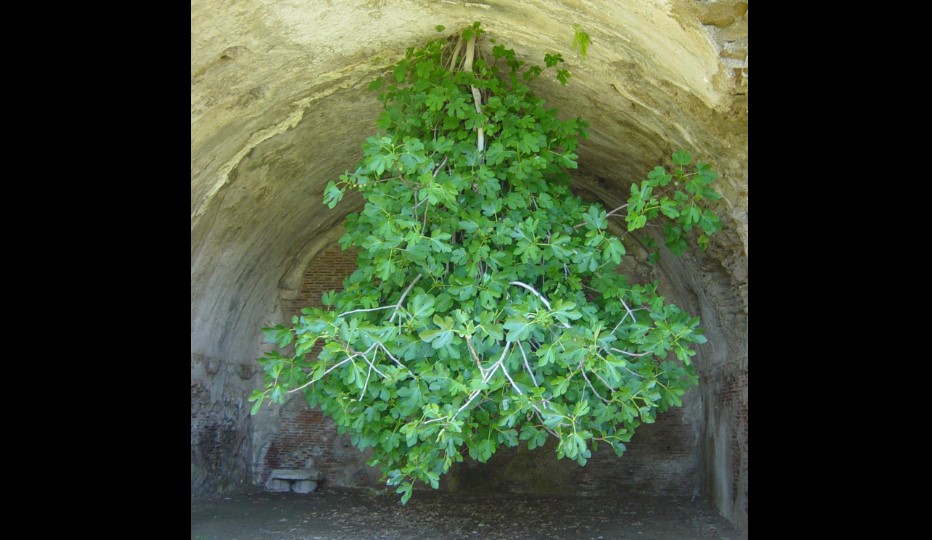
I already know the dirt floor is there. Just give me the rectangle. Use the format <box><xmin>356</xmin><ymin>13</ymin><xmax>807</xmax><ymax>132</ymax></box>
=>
<box><xmin>191</xmin><ymin>486</ymin><xmax>747</xmax><ymax>539</ymax></box>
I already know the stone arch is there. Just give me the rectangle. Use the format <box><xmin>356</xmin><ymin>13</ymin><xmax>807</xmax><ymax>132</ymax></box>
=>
<box><xmin>191</xmin><ymin>0</ymin><xmax>747</xmax><ymax>532</ymax></box>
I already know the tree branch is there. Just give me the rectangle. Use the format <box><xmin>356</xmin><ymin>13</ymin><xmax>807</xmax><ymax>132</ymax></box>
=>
<box><xmin>509</xmin><ymin>280</ymin><xmax>552</xmax><ymax>311</ymax></box>
<box><xmin>500</xmin><ymin>360</ymin><xmax>523</xmax><ymax>396</ymax></box>
<box><xmin>465</xmin><ymin>335</ymin><xmax>487</xmax><ymax>379</ymax></box>
<box><xmin>427</xmin><ymin>343</ymin><xmax>513</xmax><ymax>424</ymax></box>
<box><xmin>347</xmin><ymin>343</ymin><xmax>388</xmax><ymax>379</ymax></box>
<box><xmin>389</xmin><ymin>273</ymin><xmax>423</xmax><ymax>322</ymax></box>
<box><xmin>592</xmin><ymin>369</ymin><xmax>615</xmax><ymax>391</ymax></box>
<box><xmin>605</xmin><ymin>203</ymin><xmax>629</xmax><ymax>219</ymax></box>
<box><xmin>433</xmin><ymin>156</ymin><xmax>448</xmax><ymax>178</ymax></box>
<box><xmin>573</xmin><ymin>202</ymin><xmax>629</xmax><ymax>229</ymax></box>
<box><xmin>360</xmin><ymin>362</ymin><xmax>373</xmax><ymax>400</ymax></box>
<box><xmin>337</xmin><ymin>305</ymin><xmax>396</xmax><ymax>319</ymax></box>
<box><xmin>510</xmin><ymin>281</ymin><xmax>571</xmax><ymax>329</ymax></box>
<box><xmin>611</xmin><ymin>298</ymin><xmax>638</xmax><ymax>335</ymax></box>
<box><xmin>517</xmin><ymin>340</ymin><xmax>538</xmax><ymax>387</ymax></box>
<box><xmin>288</xmin><ymin>357</ymin><xmax>352</xmax><ymax>394</ymax></box>
<box><xmin>462</xmin><ymin>33</ymin><xmax>485</xmax><ymax>153</ymax></box>
<box><xmin>621</xmin><ymin>364</ymin><xmax>644</xmax><ymax>379</ymax></box>
<box><xmin>448</xmin><ymin>35</ymin><xmax>464</xmax><ymax>72</ymax></box>
<box><xmin>610</xmin><ymin>347</ymin><xmax>650</xmax><ymax>358</ymax></box>
<box><xmin>579</xmin><ymin>365</ymin><xmax>610</xmax><ymax>403</ymax></box>
<box><xmin>529</xmin><ymin>403</ymin><xmax>561</xmax><ymax>437</ymax></box>
<box><xmin>376</xmin><ymin>342</ymin><xmax>414</xmax><ymax>377</ymax></box>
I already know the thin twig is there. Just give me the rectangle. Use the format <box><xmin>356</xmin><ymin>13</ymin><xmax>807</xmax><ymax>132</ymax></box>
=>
<box><xmin>517</xmin><ymin>341</ymin><xmax>538</xmax><ymax>387</ymax></box>
<box><xmin>621</xmin><ymin>364</ymin><xmax>644</xmax><ymax>379</ymax></box>
<box><xmin>433</xmin><ymin>156</ymin><xmax>448</xmax><ymax>178</ymax></box>
<box><xmin>592</xmin><ymin>369</ymin><xmax>614</xmax><ymax>390</ymax></box>
<box><xmin>465</xmin><ymin>336</ymin><xmax>487</xmax><ymax>379</ymax></box>
<box><xmin>529</xmin><ymin>403</ymin><xmax>561</xmax><ymax>436</ymax></box>
<box><xmin>617</xmin><ymin>297</ymin><xmax>636</xmax><ymax>326</ymax></box>
<box><xmin>337</xmin><ymin>305</ymin><xmax>396</xmax><ymax>319</ymax></box>
<box><xmin>389</xmin><ymin>273</ymin><xmax>423</xmax><ymax>322</ymax></box>
<box><xmin>605</xmin><ymin>203</ymin><xmax>629</xmax><ymax>219</ymax></box>
<box><xmin>427</xmin><ymin>343</ymin><xmax>513</xmax><ymax>424</ymax></box>
<box><xmin>347</xmin><ymin>343</ymin><xmax>388</xmax><ymax>379</ymax></box>
<box><xmin>360</xmin><ymin>362</ymin><xmax>373</xmax><ymax>400</ymax></box>
<box><xmin>481</xmin><ymin>343</ymin><xmax>511</xmax><ymax>385</ymax></box>
<box><xmin>422</xmin><ymin>195</ymin><xmax>429</xmax><ymax>231</ymax></box>
<box><xmin>509</xmin><ymin>281</ymin><xmax>552</xmax><ymax>311</ymax></box>
<box><xmin>501</xmin><ymin>363</ymin><xmax>523</xmax><ymax>395</ymax></box>
<box><xmin>610</xmin><ymin>297</ymin><xmax>639</xmax><ymax>335</ymax></box>
<box><xmin>376</xmin><ymin>342</ymin><xmax>414</xmax><ymax>376</ymax></box>
<box><xmin>610</xmin><ymin>347</ymin><xmax>650</xmax><ymax>358</ymax></box>
<box><xmin>573</xmin><ymin>202</ymin><xmax>630</xmax><ymax>229</ymax></box>
<box><xmin>287</xmin><ymin>357</ymin><xmax>352</xmax><ymax>394</ymax></box>
<box><xmin>579</xmin><ymin>366</ymin><xmax>610</xmax><ymax>404</ymax></box>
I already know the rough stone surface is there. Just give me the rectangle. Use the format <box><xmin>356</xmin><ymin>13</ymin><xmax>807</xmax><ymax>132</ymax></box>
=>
<box><xmin>291</xmin><ymin>480</ymin><xmax>318</xmax><ymax>494</ymax></box>
<box><xmin>265</xmin><ymin>478</ymin><xmax>291</xmax><ymax>493</ymax></box>
<box><xmin>191</xmin><ymin>353</ymin><xmax>258</xmax><ymax>496</ymax></box>
<box><xmin>270</xmin><ymin>468</ymin><xmax>319</xmax><ymax>481</ymax></box>
<box><xmin>192</xmin><ymin>0</ymin><xmax>747</xmax><ymax>533</ymax></box>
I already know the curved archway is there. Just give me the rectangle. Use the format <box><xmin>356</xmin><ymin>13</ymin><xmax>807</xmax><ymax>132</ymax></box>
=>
<box><xmin>191</xmin><ymin>0</ymin><xmax>747</xmax><ymax>532</ymax></box>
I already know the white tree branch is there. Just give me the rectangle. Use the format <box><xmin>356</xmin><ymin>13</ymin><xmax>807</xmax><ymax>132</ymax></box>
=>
<box><xmin>360</xmin><ymin>362</ymin><xmax>373</xmax><ymax>400</ymax></box>
<box><xmin>529</xmin><ymin>402</ymin><xmax>561</xmax><ymax>436</ymax></box>
<box><xmin>579</xmin><ymin>365</ymin><xmax>610</xmax><ymax>404</ymax></box>
<box><xmin>433</xmin><ymin>156</ymin><xmax>448</xmax><ymax>178</ymax></box>
<box><xmin>517</xmin><ymin>341</ymin><xmax>538</xmax><ymax>387</ymax></box>
<box><xmin>621</xmin><ymin>364</ymin><xmax>644</xmax><ymax>379</ymax></box>
<box><xmin>389</xmin><ymin>273</ymin><xmax>423</xmax><ymax>322</ymax></box>
<box><xmin>462</xmin><ymin>33</ymin><xmax>485</xmax><ymax>153</ymax></box>
<box><xmin>610</xmin><ymin>347</ymin><xmax>650</xmax><ymax>358</ymax></box>
<box><xmin>426</xmin><ymin>343</ymin><xmax>514</xmax><ymax>425</ymax></box>
<box><xmin>288</xmin><ymin>357</ymin><xmax>353</xmax><ymax>394</ymax></box>
<box><xmin>509</xmin><ymin>281</ymin><xmax>552</xmax><ymax>311</ymax></box>
<box><xmin>337</xmin><ymin>305</ymin><xmax>396</xmax><ymax>318</ymax></box>
<box><xmin>347</xmin><ymin>343</ymin><xmax>388</xmax><ymax>379</ymax></box>
<box><xmin>376</xmin><ymin>342</ymin><xmax>414</xmax><ymax>377</ymax></box>
<box><xmin>592</xmin><ymin>369</ymin><xmax>614</xmax><ymax>390</ymax></box>
<box><xmin>500</xmin><ymin>360</ymin><xmax>523</xmax><ymax>396</ymax></box>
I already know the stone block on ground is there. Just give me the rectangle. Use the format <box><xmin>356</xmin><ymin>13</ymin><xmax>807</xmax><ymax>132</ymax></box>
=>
<box><xmin>270</xmin><ymin>468</ymin><xmax>318</xmax><ymax>480</ymax></box>
<box><xmin>265</xmin><ymin>478</ymin><xmax>291</xmax><ymax>492</ymax></box>
<box><xmin>292</xmin><ymin>480</ymin><xmax>318</xmax><ymax>494</ymax></box>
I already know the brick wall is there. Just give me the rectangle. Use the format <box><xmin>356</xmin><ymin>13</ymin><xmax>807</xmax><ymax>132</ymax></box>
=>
<box><xmin>702</xmin><ymin>354</ymin><xmax>748</xmax><ymax>522</ymax></box>
<box><xmin>260</xmin><ymin>244</ymin><xmax>380</xmax><ymax>488</ymax></box>
<box><xmin>260</xmin><ymin>244</ymin><xmax>703</xmax><ymax>495</ymax></box>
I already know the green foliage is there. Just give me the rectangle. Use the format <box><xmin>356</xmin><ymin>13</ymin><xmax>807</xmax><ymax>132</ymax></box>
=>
<box><xmin>573</xmin><ymin>24</ymin><xmax>590</xmax><ymax>59</ymax></box>
<box><xmin>250</xmin><ymin>23</ymin><xmax>722</xmax><ymax>504</ymax></box>
<box><xmin>624</xmin><ymin>152</ymin><xmax>723</xmax><ymax>256</ymax></box>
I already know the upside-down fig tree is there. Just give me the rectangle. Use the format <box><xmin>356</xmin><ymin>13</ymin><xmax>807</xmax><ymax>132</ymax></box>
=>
<box><xmin>250</xmin><ymin>22</ymin><xmax>723</xmax><ymax>503</ymax></box>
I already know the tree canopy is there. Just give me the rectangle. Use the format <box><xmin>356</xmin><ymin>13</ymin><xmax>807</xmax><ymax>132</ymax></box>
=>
<box><xmin>251</xmin><ymin>22</ymin><xmax>723</xmax><ymax>503</ymax></box>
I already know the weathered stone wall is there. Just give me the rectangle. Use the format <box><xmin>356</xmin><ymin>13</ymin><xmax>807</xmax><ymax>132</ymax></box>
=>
<box><xmin>192</xmin><ymin>0</ymin><xmax>747</xmax><ymax>532</ymax></box>
<box><xmin>191</xmin><ymin>353</ymin><xmax>260</xmax><ymax>495</ymax></box>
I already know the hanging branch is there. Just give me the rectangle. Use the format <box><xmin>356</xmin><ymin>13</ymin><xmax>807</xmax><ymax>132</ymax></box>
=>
<box><xmin>462</xmin><ymin>33</ymin><xmax>485</xmax><ymax>153</ymax></box>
